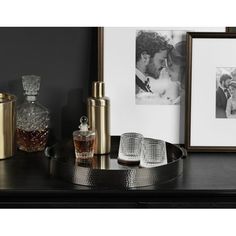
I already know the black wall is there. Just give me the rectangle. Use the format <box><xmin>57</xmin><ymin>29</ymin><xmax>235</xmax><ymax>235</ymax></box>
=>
<box><xmin>0</xmin><ymin>27</ymin><xmax>98</xmax><ymax>141</ymax></box>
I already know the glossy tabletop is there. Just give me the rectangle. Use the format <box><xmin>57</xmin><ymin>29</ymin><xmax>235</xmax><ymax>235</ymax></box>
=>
<box><xmin>0</xmin><ymin>137</ymin><xmax>236</xmax><ymax>207</ymax></box>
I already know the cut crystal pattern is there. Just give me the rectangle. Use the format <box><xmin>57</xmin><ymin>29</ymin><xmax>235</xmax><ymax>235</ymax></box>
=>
<box><xmin>16</xmin><ymin>75</ymin><xmax>50</xmax><ymax>152</ymax></box>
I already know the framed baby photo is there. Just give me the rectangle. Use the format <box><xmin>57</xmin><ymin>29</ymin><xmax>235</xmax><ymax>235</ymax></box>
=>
<box><xmin>103</xmin><ymin>27</ymin><xmax>225</xmax><ymax>144</ymax></box>
<box><xmin>186</xmin><ymin>32</ymin><xmax>236</xmax><ymax>152</ymax></box>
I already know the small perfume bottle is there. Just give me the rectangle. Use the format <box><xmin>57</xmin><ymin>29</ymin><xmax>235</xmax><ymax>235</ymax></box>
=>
<box><xmin>73</xmin><ymin>116</ymin><xmax>95</xmax><ymax>165</ymax></box>
<box><xmin>16</xmin><ymin>75</ymin><xmax>50</xmax><ymax>152</ymax></box>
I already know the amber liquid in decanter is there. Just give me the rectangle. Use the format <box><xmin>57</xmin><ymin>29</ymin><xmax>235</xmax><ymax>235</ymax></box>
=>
<box><xmin>16</xmin><ymin>128</ymin><xmax>49</xmax><ymax>152</ymax></box>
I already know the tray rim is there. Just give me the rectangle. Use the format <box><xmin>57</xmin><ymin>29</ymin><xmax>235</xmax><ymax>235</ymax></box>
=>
<box><xmin>45</xmin><ymin>137</ymin><xmax>187</xmax><ymax>188</ymax></box>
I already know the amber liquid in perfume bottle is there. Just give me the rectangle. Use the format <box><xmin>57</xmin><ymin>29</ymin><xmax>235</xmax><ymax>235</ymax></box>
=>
<box><xmin>73</xmin><ymin>116</ymin><xmax>95</xmax><ymax>166</ymax></box>
<box><xmin>73</xmin><ymin>136</ymin><xmax>95</xmax><ymax>164</ymax></box>
<box><xmin>16</xmin><ymin>128</ymin><xmax>49</xmax><ymax>152</ymax></box>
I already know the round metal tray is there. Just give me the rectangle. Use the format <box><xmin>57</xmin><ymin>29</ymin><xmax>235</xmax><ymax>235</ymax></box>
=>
<box><xmin>45</xmin><ymin>137</ymin><xmax>187</xmax><ymax>188</ymax></box>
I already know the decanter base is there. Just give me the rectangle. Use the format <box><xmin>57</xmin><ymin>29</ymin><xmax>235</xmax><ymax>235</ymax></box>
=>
<box><xmin>18</xmin><ymin>146</ymin><xmax>46</xmax><ymax>153</ymax></box>
<box><xmin>16</xmin><ymin>128</ymin><xmax>49</xmax><ymax>153</ymax></box>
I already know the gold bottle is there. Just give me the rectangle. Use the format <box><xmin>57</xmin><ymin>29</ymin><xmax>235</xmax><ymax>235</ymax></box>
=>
<box><xmin>0</xmin><ymin>93</ymin><xmax>16</xmax><ymax>159</ymax></box>
<box><xmin>87</xmin><ymin>81</ymin><xmax>110</xmax><ymax>154</ymax></box>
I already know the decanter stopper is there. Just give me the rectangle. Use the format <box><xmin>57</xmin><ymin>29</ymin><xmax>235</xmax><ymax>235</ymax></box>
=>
<box><xmin>22</xmin><ymin>75</ymin><xmax>40</xmax><ymax>101</ymax></box>
<box><xmin>79</xmin><ymin>116</ymin><xmax>89</xmax><ymax>131</ymax></box>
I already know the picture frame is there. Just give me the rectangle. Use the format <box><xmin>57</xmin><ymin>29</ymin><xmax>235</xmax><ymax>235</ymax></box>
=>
<box><xmin>102</xmin><ymin>27</ymin><xmax>225</xmax><ymax>144</ymax></box>
<box><xmin>226</xmin><ymin>27</ymin><xmax>236</xmax><ymax>33</ymax></box>
<box><xmin>186</xmin><ymin>32</ymin><xmax>236</xmax><ymax>152</ymax></box>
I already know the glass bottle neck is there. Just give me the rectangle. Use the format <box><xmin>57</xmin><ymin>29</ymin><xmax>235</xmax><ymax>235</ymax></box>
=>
<box><xmin>25</xmin><ymin>95</ymin><xmax>37</xmax><ymax>102</ymax></box>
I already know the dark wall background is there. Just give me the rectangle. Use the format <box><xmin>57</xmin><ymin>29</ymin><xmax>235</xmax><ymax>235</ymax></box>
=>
<box><xmin>0</xmin><ymin>27</ymin><xmax>98</xmax><ymax>141</ymax></box>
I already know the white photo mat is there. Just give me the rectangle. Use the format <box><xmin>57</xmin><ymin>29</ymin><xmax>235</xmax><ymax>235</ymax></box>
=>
<box><xmin>191</xmin><ymin>38</ymin><xmax>236</xmax><ymax>147</ymax></box>
<box><xmin>104</xmin><ymin>27</ymin><xmax>225</xmax><ymax>144</ymax></box>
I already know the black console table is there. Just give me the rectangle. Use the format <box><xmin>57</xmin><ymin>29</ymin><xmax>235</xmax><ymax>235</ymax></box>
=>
<box><xmin>1</xmin><ymin>137</ymin><xmax>236</xmax><ymax>208</ymax></box>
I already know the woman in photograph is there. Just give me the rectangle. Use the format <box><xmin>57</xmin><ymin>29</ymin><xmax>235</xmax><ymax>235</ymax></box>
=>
<box><xmin>166</xmin><ymin>41</ymin><xmax>186</xmax><ymax>105</ymax></box>
<box><xmin>136</xmin><ymin>68</ymin><xmax>180</xmax><ymax>105</ymax></box>
<box><xmin>226</xmin><ymin>81</ymin><xmax>236</xmax><ymax>118</ymax></box>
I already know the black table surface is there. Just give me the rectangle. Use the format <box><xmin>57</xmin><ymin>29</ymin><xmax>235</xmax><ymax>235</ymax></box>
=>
<box><xmin>1</xmin><ymin>136</ymin><xmax>236</xmax><ymax>208</ymax></box>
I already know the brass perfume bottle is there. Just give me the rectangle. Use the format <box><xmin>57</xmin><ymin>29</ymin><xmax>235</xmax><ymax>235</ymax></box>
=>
<box><xmin>87</xmin><ymin>81</ymin><xmax>110</xmax><ymax>154</ymax></box>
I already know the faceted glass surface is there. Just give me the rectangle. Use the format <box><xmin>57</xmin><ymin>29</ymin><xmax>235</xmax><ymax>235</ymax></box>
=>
<box><xmin>16</xmin><ymin>75</ymin><xmax>50</xmax><ymax>152</ymax></box>
<box><xmin>139</xmin><ymin>138</ymin><xmax>165</xmax><ymax>168</ymax></box>
<box><xmin>22</xmin><ymin>75</ymin><xmax>40</xmax><ymax>96</ymax></box>
<box><xmin>118</xmin><ymin>133</ymin><xmax>143</xmax><ymax>162</ymax></box>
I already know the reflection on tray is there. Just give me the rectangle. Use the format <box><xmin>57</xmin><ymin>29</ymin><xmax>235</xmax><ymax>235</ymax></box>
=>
<box><xmin>44</xmin><ymin>137</ymin><xmax>185</xmax><ymax>188</ymax></box>
<box><xmin>45</xmin><ymin>138</ymin><xmax>183</xmax><ymax>170</ymax></box>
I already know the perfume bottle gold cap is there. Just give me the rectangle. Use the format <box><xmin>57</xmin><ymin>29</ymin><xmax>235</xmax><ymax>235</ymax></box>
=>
<box><xmin>92</xmin><ymin>81</ymin><xmax>105</xmax><ymax>98</ymax></box>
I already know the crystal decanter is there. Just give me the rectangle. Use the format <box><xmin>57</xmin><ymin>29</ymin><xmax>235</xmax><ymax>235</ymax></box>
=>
<box><xmin>16</xmin><ymin>75</ymin><xmax>50</xmax><ymax>152</ymax></box>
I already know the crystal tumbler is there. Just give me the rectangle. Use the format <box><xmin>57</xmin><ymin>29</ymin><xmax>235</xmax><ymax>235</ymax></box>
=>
<box><xmin>140</xmin><ymin>138</ymin><xmax>165</xmax><ymax>168</ymax></box>
<box><xmin>118</xmin><ymin>132</ymin><xmax>143</xmax><ymax>164</ymax></box>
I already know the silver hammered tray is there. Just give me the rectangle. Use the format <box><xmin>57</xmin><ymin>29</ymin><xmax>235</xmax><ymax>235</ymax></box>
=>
<box><xmin>45</xmin><ymin>137</ymin><xmax>187</xmax><ymax>188</ymax></box>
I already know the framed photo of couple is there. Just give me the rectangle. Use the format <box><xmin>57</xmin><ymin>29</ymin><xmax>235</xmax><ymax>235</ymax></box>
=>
<box><xmin>102</xmin><ymin>27</ymin><xmax>227</xmax><ymax>149</ymax></box>
<box><xmin>186</xmin><ymin>32</ymin><xmax>236</xmax><ymax>152</ymax></box>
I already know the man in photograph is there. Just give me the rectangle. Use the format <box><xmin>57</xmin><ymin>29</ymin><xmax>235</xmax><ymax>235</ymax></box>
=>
<box><xmin>135</xmin><ymin>31</ymin><xmax>170</xmax><ymax>95</ymax></box>
<box><xmin>216</xmin><ymin>74</ymin><xmax>232</xmax><ymax>118</ymax></box>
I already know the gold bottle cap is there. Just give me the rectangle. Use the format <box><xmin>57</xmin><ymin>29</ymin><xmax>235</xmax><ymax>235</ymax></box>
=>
<box><xmin>92</xmin><ymin>81</ymin><xmax>105</xmax><ymax>98</ymax></box>
<box><xmin>0</xmin><ymin>93</ymin><xmax>16</xmax><ymax>103</ymax></box>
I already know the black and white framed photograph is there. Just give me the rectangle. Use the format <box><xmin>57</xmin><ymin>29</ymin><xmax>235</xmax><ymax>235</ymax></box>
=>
<box><xmin>186</xmin><ymin>32</ymin><xmax>236</xmax><ymax>151</ymax></box>
<box><xmin>104</xmin><ymin>28</ymin><xmax>225</xmax><ymax>144</ymax></box>
<box><xmin>135</xmin><ymin>30</ymin><xmax>186</xmax><ymax>106</ymax></box>
<box><xmin>216</xmin><ymin>68</ymin><xmax>236</xmax><ymax>119</ymax></box>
